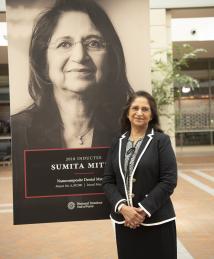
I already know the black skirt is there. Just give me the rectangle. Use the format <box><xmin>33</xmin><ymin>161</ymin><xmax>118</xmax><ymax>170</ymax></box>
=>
<box><xmin>115</xmin><ymin>220</ymin><xmax>177</xmax><ymax>259</ymax></box>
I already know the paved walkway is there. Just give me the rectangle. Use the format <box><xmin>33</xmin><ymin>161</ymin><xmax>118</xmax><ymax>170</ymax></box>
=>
<box><xmin>174</xmin><ymin>146</ymin><xmax>214</xmax><ymax>259</ymax></box>
<box><xmin>0</xmin><ymin>146</ymin><xmax>213</xmax><ymax>258</ymax></box>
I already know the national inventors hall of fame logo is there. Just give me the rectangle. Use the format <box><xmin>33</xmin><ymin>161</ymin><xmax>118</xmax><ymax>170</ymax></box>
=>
<box><xmin>67</xmin><ymin>200</ymin><xmax>103</xmax><ymax>210</ymax></box>
<box><xmin>67</xmin><ymin>201</ymin><xmax>76</xmax><ymax>210</ymax></box>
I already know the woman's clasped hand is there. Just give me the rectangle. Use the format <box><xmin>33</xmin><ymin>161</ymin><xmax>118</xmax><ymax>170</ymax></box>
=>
<box><xmin>120</xmin><ymin>205</ymin><xmax>147</xmax><ymax>229</ymax></box>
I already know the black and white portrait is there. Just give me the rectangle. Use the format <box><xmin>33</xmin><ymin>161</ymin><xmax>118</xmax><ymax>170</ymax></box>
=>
<box><xmin>7</xmin><ymin>0</ymin><xmax>150</xmax><ymax>224</ymax></box>
<box><xmin>10</xmin><ymin>0</ymin><xmax>134</xmax><ymax>148</ymax></box>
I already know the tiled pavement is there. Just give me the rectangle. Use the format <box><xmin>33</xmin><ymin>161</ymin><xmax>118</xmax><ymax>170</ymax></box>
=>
<box><xmin>0</xmin><ymin>146</ymin><xmax>213</xmax><ymax>259</ymax></box>
<box><xmin>174</xmin><ymin>146</ymin><xmax>214</xmax><ymax>259</ymax></box>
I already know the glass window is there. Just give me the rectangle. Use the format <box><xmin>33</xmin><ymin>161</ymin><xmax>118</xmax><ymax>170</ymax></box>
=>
<box><xmin>175</xmin><ymin>58</ymin><xmax>214</xmax><ymax>146</ymax></box>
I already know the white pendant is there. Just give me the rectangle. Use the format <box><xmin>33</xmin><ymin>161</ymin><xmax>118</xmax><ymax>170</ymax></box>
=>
<box><xmin>79</xmin><ymin>136</ymin><xmax>84</xmax><ymax>145</ymax></box>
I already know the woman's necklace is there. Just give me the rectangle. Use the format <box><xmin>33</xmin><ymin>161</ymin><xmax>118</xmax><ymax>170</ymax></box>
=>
<box><xmin>130</xmin><ymin>133</ymin><xmax>145</xmax><ymax>144</ymax></box>
<box><xmin>78</xmin><ymin>128</ymin><xmax>93</xmax><ymax>145</ymax></box>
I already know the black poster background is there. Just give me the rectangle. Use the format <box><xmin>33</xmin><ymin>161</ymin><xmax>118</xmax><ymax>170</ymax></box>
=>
<box><xmin>21</xmin><ymin>147</ymin><xmax>111</xmax><ymax>224</ymax></box>
<box><xmin>7</xmin><ymin>0</ymin><xmax>148</xmax><ymax>224</ymax></box>
<box><xmin>24</xmin><ymin>148</ymin><xmax>108</xmax><ymax>198</ymax></box>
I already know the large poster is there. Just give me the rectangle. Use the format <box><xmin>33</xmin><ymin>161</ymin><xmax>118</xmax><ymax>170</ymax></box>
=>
<box><xmin>6</xmin><ymin>0</ymin><xmax>150</xmax><ymax>224</ymax></box>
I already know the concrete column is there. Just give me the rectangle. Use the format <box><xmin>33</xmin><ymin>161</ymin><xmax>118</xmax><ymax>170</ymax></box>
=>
<box><xmin>150</xmin><ymin>9</ymin><xmax>176</xmax><ymax>149</ymax></box>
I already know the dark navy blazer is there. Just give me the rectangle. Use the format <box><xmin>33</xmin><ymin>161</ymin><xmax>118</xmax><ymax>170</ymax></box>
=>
<box><xmin>103</xmin><ymin>128</ymin><xmax>177</xmax><ymax>226</ymax></box>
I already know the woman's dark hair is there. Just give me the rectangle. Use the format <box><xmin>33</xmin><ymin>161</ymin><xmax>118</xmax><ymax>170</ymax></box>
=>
<box><xmin>120</xmin><ymin>91</ymin><xmax>163</xmax><ymax>133</ymax></box>
<box><xmin>28</xmin><ymin>0</ymin><xmax>132</xmax><ymax>130</ymax></box>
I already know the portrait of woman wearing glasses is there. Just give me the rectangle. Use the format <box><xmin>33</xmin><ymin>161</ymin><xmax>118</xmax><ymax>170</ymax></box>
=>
<box><xmin>11</xmin><ymin>0</ymin><xmax>132</xmax><ymax>149</ymax></box>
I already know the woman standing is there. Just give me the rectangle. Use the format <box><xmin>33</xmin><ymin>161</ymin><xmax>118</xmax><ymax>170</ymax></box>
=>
<box><xmin>103</xmin><ymin>91</ymin><xmax>177</xmax><ymax>259</ymax></box>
